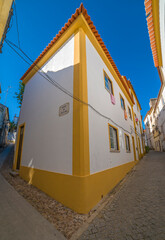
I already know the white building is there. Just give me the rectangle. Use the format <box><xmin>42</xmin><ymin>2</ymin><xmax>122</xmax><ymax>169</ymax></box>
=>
<box><xmin>13</xmin><ymin>4</ymin><xmax>144</xmax><ymax>213</ymax></box>
<box><xmin>144</xmin><ymin>0</ymin><xmax>165</xmax><ymax>151</ymax></box>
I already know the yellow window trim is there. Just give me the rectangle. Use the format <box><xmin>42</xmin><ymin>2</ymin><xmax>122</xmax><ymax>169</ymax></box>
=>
<box><xmin>124</xmin><ymin>133</ymin><xmax>131</xmax><ymax>153</ymax></box>
<box><xmin>103</xmin><ymin>69</ymin><xmax>114</xmax><ymax>95</ymax></box>
<box><xmin>13</xmin><ymin>122</ymin><xmax>26</xmax><ymax>170</ymax></box>
<box><xmin>119</xmin><ymin>93</ymin><xmax>125</xmax><ymax>110</ymax></box>
<box><xmin>108</xmin><ymin>123</ymin><xmax>120</xmax><ymax>152</ymax></box>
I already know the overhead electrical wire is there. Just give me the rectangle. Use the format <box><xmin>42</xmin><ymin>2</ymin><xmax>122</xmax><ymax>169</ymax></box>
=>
<box><xmin>5</xmin><ymin>38</ymin><xmax>143</xmax><ymax>138</ymax></box>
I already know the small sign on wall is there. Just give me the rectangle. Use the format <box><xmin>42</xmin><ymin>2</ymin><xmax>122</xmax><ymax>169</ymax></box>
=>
<box><xmin>59</xmin><ymin>103</ymin><xmax>69</xmax><ymax>116</ymax></box>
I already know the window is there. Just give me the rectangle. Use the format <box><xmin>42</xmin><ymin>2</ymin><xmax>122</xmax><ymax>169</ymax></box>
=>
<box><xmin>104</xmin><ymin>71</ymin><xmax>114</xmax><ymax>95</ymax></box>
<box><xmin>128</xmin><ymin>107</ymin><xmax>132</xmax><ymax>120</ymax></box>
<box><xmin>120</xmin><ymin>94</ymin><xmax>125</xmax><ymax>110</ymax></box>
<box><xmin>125</xmin><ymin>134</ymin><xmax>131</xmax><ymax>152</ymax></box>
<box><xmin>108</xmin><ymin>124</ymin><xmax>119</xmax><ymax>151</ymax></box>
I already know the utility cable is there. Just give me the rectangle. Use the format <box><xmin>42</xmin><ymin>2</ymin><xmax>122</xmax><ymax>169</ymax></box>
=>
<box><xmin>5</xmin><ymin>38</ymin><xmax>143</xmax><ymax>138</ymax></box>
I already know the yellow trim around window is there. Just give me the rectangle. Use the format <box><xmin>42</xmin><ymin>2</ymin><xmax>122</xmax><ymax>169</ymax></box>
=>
<box><xmin>119</xmin><ymin>93</ymin><xmax>125</xmax><ymax>110</ymax></box>
<box><xmin>124</xmin><ymin>133</ymin><xmax>131</xmax><ymax>153</ymax></box>
<box><xmin>108</xmin><ymin>123</ymin><xmax>120</xmax><ymax>152</ymax></box>
<box><xmin>103</xmin><ymin>70</ymin><xmax>114</xmax><ymax>95</ymax></box>
<box><xmin>13</xmin><ymin>122</ymin><xmax>26</xmax><ymax>170</ymax></box>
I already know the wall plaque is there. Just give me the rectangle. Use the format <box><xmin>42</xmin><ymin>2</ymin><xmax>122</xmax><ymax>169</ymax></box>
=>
<box><xmin>59</xmin><ymin>103</ymin><xmax>69</xmax><ymax>116</ymax></box>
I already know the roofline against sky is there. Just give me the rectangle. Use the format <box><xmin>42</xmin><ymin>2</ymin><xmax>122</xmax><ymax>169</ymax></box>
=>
<box><xmin>144</xmin><ymin>0</ymin><xmax>162</xmax><ymax>67</ymax></box>
<box><xmin>21</xmin><ymin>3</ymin><xmax>135</xmax><ymax>106</ymax></box>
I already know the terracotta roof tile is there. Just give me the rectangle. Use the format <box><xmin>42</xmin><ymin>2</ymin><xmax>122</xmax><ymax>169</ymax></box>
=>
<box><xmin>21</xmin><ymin>3</ymin><xmax>134</xmax><ymax>103</ymax></box>
<box><xmin>144</xmin><ymin>1</ymin><xmax>159</xmax><ymax>67</ymax></box>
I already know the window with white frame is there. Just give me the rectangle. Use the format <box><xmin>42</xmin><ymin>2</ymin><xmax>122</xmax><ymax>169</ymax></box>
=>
<box><xmin>109</xmin><ymin>124</ymin><xmax>119</xmax><ymax>151</ymax></box>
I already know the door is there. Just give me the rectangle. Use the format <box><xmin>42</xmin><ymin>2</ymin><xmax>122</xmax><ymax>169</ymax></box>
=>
<box><xmin>16</xmin><ymin>124</ymin><xmax>25</xmax><ymax>170</ymax></box>
<box><xmin>132</xmin><ymin>136</ymin><xmax>136</xmax><ymax>161</ymax></box>
<box><xmin>138</xmin><ymin>137</ymin><xmax>141</xmax><ymax>160</ymax></box>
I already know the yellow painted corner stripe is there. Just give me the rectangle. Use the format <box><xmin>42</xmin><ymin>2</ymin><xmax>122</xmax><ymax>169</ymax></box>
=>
<box><xmin>72</xmin><ymin>28</ymin><xmax>90</xmax><ymax>176</ymax></box>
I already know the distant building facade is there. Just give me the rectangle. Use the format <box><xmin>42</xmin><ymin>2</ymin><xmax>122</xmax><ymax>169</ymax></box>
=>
<box><xmin>144</xmin><ymin>0</ymin><xmax>165</xmax><ymax>151</ymax></box>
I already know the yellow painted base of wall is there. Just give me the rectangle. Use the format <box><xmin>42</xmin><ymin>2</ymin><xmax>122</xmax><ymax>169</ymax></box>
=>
<box><xmin>20</xmin><ymin>161</ymin><xmax>135</xmax><ymax>214</ymax></box>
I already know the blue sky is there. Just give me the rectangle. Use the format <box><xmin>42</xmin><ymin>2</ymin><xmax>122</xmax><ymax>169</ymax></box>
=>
<box><xmin>0</xmin><ymin>0</ymin><xmax>161</xmax><ymax>123</ymax></box>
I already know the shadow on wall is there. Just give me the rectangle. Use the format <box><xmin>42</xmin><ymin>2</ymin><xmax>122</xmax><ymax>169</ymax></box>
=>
<box><xmin>21</xmin><ymin>64</ymin><xmax>79</xmax><ymax>185</ymax></box>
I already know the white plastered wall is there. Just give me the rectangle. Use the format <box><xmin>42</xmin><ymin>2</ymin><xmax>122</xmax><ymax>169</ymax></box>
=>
<box><xmin>86</xmin><ymin>36</ymin><xmax>136</xmax><ymax>174</ymax></box>
<box><xmin>18</xmin><ymin>35</ymin><xmax>74</xmax><ymax>175</ymax></box>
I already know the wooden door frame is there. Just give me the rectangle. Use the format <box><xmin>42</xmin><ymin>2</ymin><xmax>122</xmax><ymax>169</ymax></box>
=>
<box><xmin>13</xmin><ymin>123</ymin><xmax>25</xmax><ymax>170</ymax></box>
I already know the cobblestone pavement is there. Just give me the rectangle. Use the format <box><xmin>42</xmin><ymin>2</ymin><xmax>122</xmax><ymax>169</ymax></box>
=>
<box><xmin>78</xmin><ymin>151</ymin><xmax>165</xmax><ymax>240</ymax></box>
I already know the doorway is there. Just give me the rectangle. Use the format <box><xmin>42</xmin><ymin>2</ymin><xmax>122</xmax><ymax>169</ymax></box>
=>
<box><xmin>132</xmin><ymin>136</ymin><xmax>136</xmax><ymax>161</ymax></box>
<box><xmin>16</xmin><ymin>124</ymin><xmax>25</xmax><ymax>170</ymax></box>
<box><xmin>138</xmin><ymin>137</ymin><xmax>141</xmax><ymax>160</ymax></box>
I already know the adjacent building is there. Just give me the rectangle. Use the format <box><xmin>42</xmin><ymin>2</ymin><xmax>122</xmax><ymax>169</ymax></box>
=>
<box><xmin>144</xmin><ymin>0</ymin><xmax>165</xmax><ymax>151</ymax></box>
<box><xmin>0</xmin><ymin>103</ymin><xmax>9</xmax><ymax>146</ymax></box>
<box><xmin>0</xmin><ymin>0</ymin><xmax>13</xmax><ymax>52</ymax></box>
<box><xmin>13</xmin><ymin>4</ymin><xmax>144</xmax><ymax>213</ymax></box>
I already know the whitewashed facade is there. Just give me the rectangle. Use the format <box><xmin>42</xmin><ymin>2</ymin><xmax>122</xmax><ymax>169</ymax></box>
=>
<box><xmin>14</xmin><ymin>5</ymin><xmax>144</xmax><ymax>213</ymax></box>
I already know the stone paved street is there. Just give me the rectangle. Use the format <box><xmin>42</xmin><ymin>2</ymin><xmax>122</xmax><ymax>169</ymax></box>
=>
<box><xmin>78</xmin><ymin>151</ymin><xmax>165</xmax><ymax>240</ymax></box>
<box><xmin>0</xmin><ymin>145</ymin><xmax>66</xmax><ymax>240</ymax></box>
